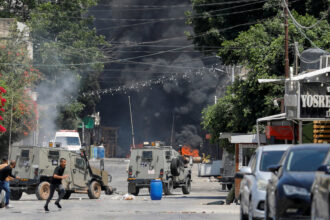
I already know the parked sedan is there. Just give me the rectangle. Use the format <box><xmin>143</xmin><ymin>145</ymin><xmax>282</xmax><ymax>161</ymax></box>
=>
<box><xmin>265</xmin><ymin>144</ymin><xmax>330</xmax><ymax>220</ymax></box>
<box><xmin>311</xmin><ymin>150</ymin><xmax>330</xmax><ymax>220</ymax></box>
<box><xmin>238</xmin><ymin>145</ymin><xmax>290</xmax><ymax>220</ymax></box>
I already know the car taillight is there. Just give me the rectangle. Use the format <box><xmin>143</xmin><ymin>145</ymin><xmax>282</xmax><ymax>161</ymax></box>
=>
<box><xmin>159</xmin><ymin>169</ymin><xmax>164</xmax><ymax>178</ymax></box>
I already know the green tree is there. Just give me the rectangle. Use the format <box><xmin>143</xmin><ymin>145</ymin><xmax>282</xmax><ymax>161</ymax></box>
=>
<box><xmin>186</xmin><ymin>0</ymin><xmax>329</xmax><ymax>54</ymax></box>
<box><xmin>0</xmin><ymin>0</ymin><xmax>39</xmax><ymax>21</ymax></box>
<box><xmin>201</xmin><ymin>13</ymin><xmax>330</xmax><ymax>145</ymax></box>
<box><xmin>0</xmin><ymin>23</ymin><xmax>40</xmax><ymax>155</ymax></box>
<box><xmin>28</xmin><ymin>0</ymin><xmax>109</xmax><ymax>129</ymax></box>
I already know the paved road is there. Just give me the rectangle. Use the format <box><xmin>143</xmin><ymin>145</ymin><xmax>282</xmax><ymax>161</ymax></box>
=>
<box><xmin>1</xmin><ymin>159</ymin><xmax>239</xmax><ymax>220</ymax></box>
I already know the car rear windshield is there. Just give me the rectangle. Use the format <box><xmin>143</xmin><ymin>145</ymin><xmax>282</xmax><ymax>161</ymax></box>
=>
<box><xmin>260</xmin><ymin>151</ymin><xmax>285</xmax><ymax>171</ymax></box>
<box><xmin>286</xmin><ymin>149</ymin><xmax>328</xmax><ymax>172</ymax></box>
<box><xmin>55</xmin><ymin>137</ymin><xmax>80</xmax><ymax>146</ymax></box>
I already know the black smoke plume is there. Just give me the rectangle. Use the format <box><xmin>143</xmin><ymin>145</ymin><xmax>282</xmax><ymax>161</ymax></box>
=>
<box><xmin>90</xmin><ymin>0</ymin><xmax>230</xmax><ymax>156</ymax></box>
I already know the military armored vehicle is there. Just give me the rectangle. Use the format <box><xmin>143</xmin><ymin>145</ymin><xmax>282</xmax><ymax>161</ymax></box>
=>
<box><xmin>8</xmin><ymin>146</ymin><xmax>113</xmax><ymax>201</ymax></box>
<box><xmin>127</xmin><ymin>143</ymin><xmax>192</xmax><ymax>196</ymax></box>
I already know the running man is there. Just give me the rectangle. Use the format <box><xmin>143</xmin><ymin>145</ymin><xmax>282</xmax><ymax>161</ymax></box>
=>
<box><xmin>0</xmin><ymin>160</ymin><xmax>19</xmax><ymax>208</ymax></box>
<box><xmin>44</xmin><ymin>158</ymin><xmax>68</xmax><ymax>212</ymax></box>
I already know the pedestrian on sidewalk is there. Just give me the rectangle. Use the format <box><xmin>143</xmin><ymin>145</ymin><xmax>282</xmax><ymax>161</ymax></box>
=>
<box><xmin>0</xmin><ymin>160</ymin><xmax>19</xmax><ymax>208</ymax></box>
<box><xmin>44</xmin><ymin>158</ymin><xmax>68</xmax><ymax>212</ymax></box>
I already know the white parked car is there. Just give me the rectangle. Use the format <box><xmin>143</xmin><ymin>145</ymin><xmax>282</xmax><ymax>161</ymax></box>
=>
<box><xmin>53</xmin><ymin>130</ymin><xmax>82</xmax><ymax>152</ymax></box>
<box><xmin>238</xmin><ymin>145</ymin><xmax>290</xmax><ymax>220</ymax></box>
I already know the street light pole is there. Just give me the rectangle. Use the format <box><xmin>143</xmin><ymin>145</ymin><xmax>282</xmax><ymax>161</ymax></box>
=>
<box><xmin>128</xmin><ymin>96</ymin><xmax>135</xmax><ymax>149</ymax></box>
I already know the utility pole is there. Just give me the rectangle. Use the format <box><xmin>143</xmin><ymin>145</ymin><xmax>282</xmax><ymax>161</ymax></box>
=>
<box><xmin>284</xmin><ymin>0</ymin><xmax>290</xmax><ymax>79</ymax></box>
<box><xmin>128</xmin><ymin>96</ymin><xmax>135</xmax><ymax>149</ymax></box>
<box><xmin>170</xmin><ymin>114</ymin><xmax>175</xmax><ymax>147</ymax></box>
<box><xmin>294</xmin><ymin>42</ymin><xmax>299</xmax><ymax>76</ymax></box>
<box><xmin>294</xmin><ymin>42</ymin><xmax>303</xmax><ymax>144</ymax></box>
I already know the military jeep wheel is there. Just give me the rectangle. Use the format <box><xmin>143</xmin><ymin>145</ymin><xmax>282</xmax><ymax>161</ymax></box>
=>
<box><xmin>63</xmin><ymin>191</ymin><xmax>72</xmax><ymax>200</ymax></box>
<box><xmin>36</xmin><ymin>181</ymin><xmax>50</xmax><ymax>200</ymax></box>
<box><xmin>164</xmin><ymin>178</ymin><xmax>174</xmax><ymax>195</ymax></box>
<box><xmin>10</xmin><ymin>190</ymin><xmax>23</xmax><ymax>200</ymax></box>
<box><xmin>182</xmin><ymin>177</ymin><xmax>191</xmax><ymax>194</ymax></box>
<box><xmin>131</xmin><ymin>187</ymin><xmax>139</xmax><ymax>196</ymax></box>
<box><xmin>105</xmin><ymin>186</ymin><xmax>114</xmax><ymax>195</ymax></box>
<box><xmin>88</xmin><ymin>181</ymin><xmax>101</xmax><ymax>199</ymax></box>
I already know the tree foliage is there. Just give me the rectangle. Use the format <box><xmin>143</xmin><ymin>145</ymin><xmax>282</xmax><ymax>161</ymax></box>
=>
<box><xmin>0</xmin><ymin>23</ymin><xmax>40</xmax><ymax>153</ymax></box>
<box><xmin>0</xmin><ymin>0</ymin><xmax>38</xmax><ymax>21</ymax></box>
<box><xmin>187</xmin><ymin>0</ymin><xmax>329</xmax><ymax>54</ymax></box>
<box><xmin>27</xmin><ymin>0</ymin><xmax>109</xmax><ymax>129</ymax></box>
<box><xmin>201</xmin><ymin>12</ymin><xmax>330</xmax><ymax>146</ymax></box>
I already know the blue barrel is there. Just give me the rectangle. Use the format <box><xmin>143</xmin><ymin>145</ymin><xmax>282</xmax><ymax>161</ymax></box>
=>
<box><xmin>98</xmin><ymin>147</ymin><xmax>105</xmax><ymax>159</ymax></box>
<box><xmin>150</xmin><ymin>179</ymin><xmax>163</xmax><ymax>200</ymax></box>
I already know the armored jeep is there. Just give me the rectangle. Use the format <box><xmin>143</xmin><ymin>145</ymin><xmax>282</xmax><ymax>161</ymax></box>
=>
<box><xmin>127</xmin><ymin>144</ymin><xmax>192</xmax><ymax>196</ymax></box>
<box><xmin>8</xmin><ymin>146</ymin><xmax>113</xmax><ymax>201</ymax></box>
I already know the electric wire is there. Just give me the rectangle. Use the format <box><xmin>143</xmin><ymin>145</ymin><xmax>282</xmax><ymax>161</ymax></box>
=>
<box><xmin>283</xmin><ymin>0</ymin><xmax>329</xmax><ymax>30</ymax></box>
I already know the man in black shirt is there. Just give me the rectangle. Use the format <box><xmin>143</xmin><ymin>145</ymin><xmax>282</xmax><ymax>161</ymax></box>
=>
<box><xmin>44</xmin><ymin>158</ymin><xmax>68</xmax><ymax>212</ymax></box>
<box><xmin>0</xmin><ymin>160</ymin><xmax>19</xmax><ymax>208</ymax></box>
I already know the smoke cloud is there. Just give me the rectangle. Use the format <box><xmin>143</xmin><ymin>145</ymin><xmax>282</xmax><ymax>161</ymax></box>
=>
<box><xmin>35</xmin><ymin>73</ymin><xmax>79</xmax><ymax>146</ymax></box>
<box><xmin>92</xmin><ymin>0</ymin><xmax>231</xmax><ymax>157</ymax></box>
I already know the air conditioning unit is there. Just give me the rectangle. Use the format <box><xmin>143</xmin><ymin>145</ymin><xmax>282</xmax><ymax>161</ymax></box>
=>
<box><xmin>320</xmin><ymin>55</ymin><xmax>330</xmax><ymax>69</ymax></box>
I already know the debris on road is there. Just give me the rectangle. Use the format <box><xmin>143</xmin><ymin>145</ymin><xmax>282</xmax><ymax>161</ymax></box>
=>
<box><xmin>123</xmin><ymin>194</ymin><xmax>135</xmax><ymax>200</ymax></box>
<box><xmin>203</xmin><ymin>201</ymin><xmax>225</xmax><ymax>205</ymax></box>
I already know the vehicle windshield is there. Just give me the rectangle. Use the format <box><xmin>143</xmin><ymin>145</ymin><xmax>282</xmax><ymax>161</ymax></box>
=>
<box><xmin>259</xmin><ymin>151</ymin><xmax>285</xmax><ymax>171</ymax></box>
<box><xmin>55</xmin><ymin>137</ymin><xmax>80</xmax><ymax>146</ymax></box>
<box><xmin>285</xmin><ymin>149</ymin><xmax>328</xmax><ymax>172</ymax></box>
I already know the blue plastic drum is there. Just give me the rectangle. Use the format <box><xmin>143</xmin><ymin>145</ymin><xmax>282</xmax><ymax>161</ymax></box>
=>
<box><xmin>150</xmin><ymin>179</ymin><xmax>163</xmax><ymax>200</ymax></box>
<box><xmin>97</xmin><ymin>147</ymin><xmax>105</xmax><ymax>159</ymax></box>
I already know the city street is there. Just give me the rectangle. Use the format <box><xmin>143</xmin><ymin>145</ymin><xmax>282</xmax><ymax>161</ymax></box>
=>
<box><xmin>1</xmin><ymin>158</ymin><xmax>239</xmax><ymax>220</ymax></box>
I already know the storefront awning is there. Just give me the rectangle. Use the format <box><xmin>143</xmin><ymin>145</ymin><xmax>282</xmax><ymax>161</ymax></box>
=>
<box><xmin>230</xmin><ymin>134</ymin><xmax>266</xmax><ymax>144</ymax></box>
<box><xmin>290</xmin><ymin>67</ymin><xmax>330</xmax><ymax>81</ymax></box>
<box><xmin>257</xmin><ymin>113</ymin><xmax>286</xmax><ymax>123</ymax></box>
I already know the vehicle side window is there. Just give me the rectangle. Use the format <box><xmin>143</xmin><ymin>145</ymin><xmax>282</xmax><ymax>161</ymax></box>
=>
<box><xmin>75</xmin><ymin>158</ymin><xmax>85</xmax><ymax>169</ymax></box>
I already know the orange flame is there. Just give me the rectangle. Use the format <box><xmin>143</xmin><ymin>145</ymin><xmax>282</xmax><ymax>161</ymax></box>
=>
<box><xmin>180</xmin><ymin>145</ymin><xmax>199</xmax><ymax>157</ymax></box>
